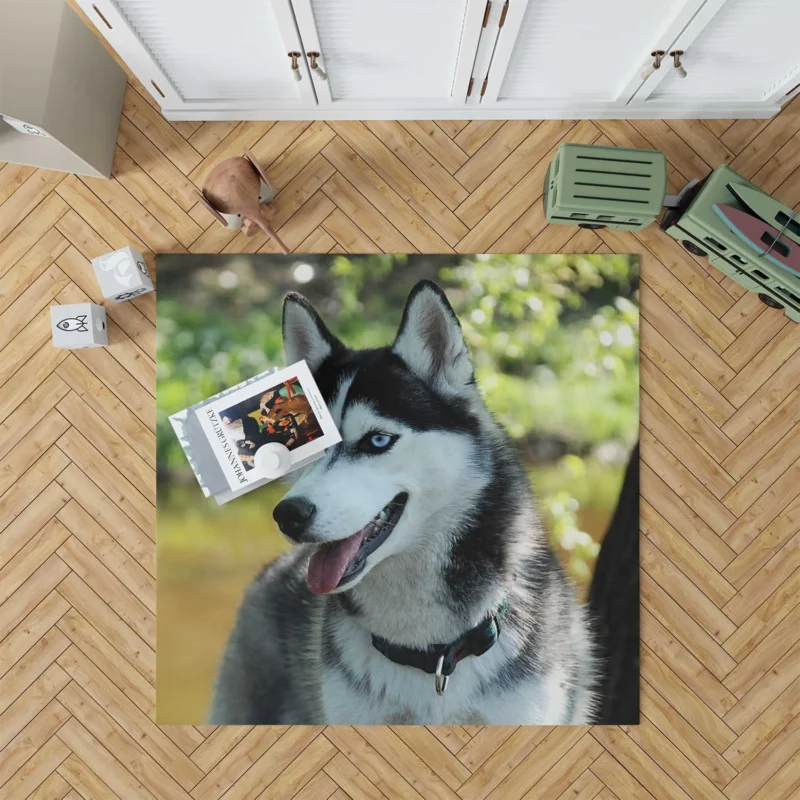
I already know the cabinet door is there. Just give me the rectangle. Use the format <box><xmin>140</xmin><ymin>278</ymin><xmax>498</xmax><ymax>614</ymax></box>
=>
<box><xmin>76</xmin><ymin>0</ymin><xmax>315</xmax><ymax>112</ymax></box>
<box><xmin>633</xmin><ymin>0</ymin><xmax>800</xmax><ymax>107</ymax></box>
<box><xmin>289</xmin><ymin>0</ymin><xmax>487</xmax><ymax>108</ymax></box>
<box><xmin>481</xmin><ymin>0</ymin><xmax>704</xmax><ymax>109</ymax></box>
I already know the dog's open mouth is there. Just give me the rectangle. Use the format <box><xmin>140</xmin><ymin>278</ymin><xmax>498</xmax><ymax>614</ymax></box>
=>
<box><xmin>306</xmin><ymin>492</ymin><xmax>409</xmax><ymax>595</ymax></box>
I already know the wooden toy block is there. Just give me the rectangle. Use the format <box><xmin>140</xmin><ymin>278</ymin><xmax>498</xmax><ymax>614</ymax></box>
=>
<box><xmin>91</xmin><ymin>245</ymin><xmax>154</xmax><ymax>302</ymax></box>
<box><xmin>50</xmin><ymin>302</ymin><xmax>107</xmax><ymax>348</ymax></box>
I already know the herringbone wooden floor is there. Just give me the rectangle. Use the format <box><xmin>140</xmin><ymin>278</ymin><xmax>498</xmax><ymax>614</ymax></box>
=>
<box><xmin>2</xmin><ymin>67</ymin><xmax>800</xmax><ymax>798</ymax></box>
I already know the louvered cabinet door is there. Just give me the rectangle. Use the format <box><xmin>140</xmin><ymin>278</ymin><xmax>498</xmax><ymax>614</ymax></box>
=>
<box><xmin>289</xmin><ymin>0</ymin><xmax>487</xmax><ymax>109</ymax></box>
<box><xmin>631</xmin><ymin>0</ymin><xmax>800</xmax><ymax>109</ymax></box>
<box><xmin>75</xmin><ymin>0</ymin><xmax>315</xmax><ymax>113</ymax></box>
<box><xmin>480</xmin><ymin>0</ymin><xmax>704</xmax><ymax>109</ymax></box>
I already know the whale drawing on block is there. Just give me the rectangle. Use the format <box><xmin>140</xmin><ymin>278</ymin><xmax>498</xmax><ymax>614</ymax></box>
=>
<box><xmin>100</xmin><ymin>250</ymin><xmax>135</xmax><ymax>287</ymax></box>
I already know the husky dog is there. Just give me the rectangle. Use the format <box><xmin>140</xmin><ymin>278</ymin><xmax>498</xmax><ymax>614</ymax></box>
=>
<box><xmin>210</xmin><ymin>280</ymin><xmax>598</xmax><ymax>725</ymax></box>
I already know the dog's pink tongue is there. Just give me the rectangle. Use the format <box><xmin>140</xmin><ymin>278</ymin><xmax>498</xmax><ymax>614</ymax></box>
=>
<box><xmin>307</xmin><ymin>531</ymin><xmax>365</xmax><ymax>594</ymax></box>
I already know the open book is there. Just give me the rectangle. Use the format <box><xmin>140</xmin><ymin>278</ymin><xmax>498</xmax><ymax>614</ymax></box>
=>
<box><xmin>169</xmin><ymin>360</ymin><xmax>341</xmax><ymax>505</ymax></box>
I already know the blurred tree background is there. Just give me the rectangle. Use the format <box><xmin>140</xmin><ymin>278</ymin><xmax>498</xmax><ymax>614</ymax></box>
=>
<box><xmin>156</xmin><ymin>252</ymin><xmax>639</xmax><ymax>722</ymax></box>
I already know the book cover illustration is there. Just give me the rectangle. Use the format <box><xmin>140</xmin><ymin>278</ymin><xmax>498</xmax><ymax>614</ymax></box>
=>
<box><xmin>170</xmin><ymin>360</ymin><xmax>341</xmax><ymax>504</ymax></box>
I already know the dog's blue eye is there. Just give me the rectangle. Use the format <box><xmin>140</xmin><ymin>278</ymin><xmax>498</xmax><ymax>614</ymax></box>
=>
<box><xmin>358</xmin><ymin>432</ymin><xmax>397</xmax><ymax>454</ymax></box>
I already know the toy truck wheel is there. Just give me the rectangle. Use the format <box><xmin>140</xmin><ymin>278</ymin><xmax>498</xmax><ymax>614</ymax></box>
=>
<box><xmin>681</xmin><ymin>240</ymin><xmax>708</xmax><ymax>257</ymax></box>
<box><xmin>578</xmin><ymin>223</ymin><xmax>606</xmax><ymax>229</ymax></box>
<box><xmin>758</xmin><ymin>293</ymin><xmax>784</xmax><ymax>310</ymax></box>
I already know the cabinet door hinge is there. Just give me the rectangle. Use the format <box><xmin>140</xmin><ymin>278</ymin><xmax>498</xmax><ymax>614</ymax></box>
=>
<box><xmin>482</xmin><ymin>0</ymin><xmax>492</xmax><ymax>27</ymax></box>
<box><xmin>499</xmin><ymin>1</ymin><xmax>509</xmax><ymax>27</ymax></box>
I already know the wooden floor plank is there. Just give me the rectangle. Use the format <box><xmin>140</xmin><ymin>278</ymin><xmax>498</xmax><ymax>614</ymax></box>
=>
<box><xmin>454</xmin><ymin>119</ymin><xmax>576</xmax><ymax>229</ymax></box>
<box><xmin>57</xmin><ymin>753</ymin><xmax>123</xmax><ymax>800</ymax></box>
<box><xmin>186</xmin><ymin>122</ymin><xmax>238</xmax><ymax>158</ymax></box>
<box><xmin>322</xmin><ymin>137</ymin><xmax>450</xmax><ymax>252</ymax></box>
<box><xmin>364</xmin><ymin>120</ymin><xmax>468</xmax><ymax>210</ymax></box>
<box><xmin>0</xmin><ymin>408</ymin><xmax>69</xmax><ymax>499</ymax></box>
<box><xmin>640</xmin><ymin>356</ymin><xmax>735</xmax><ymax>463</ymax></box>
<box><xmin>0</xmin><ymin>696</ymin><xmax>71</xmax><ymax>789</ymax></box>
<box><xmin>0</xmin><ymin>193</ymin><xmax>70</xmax><ymax>279</ymax></box>
<box><xmin>454</xmin><ymin>121</ymin><xmax>507</xmax><ymax>155</ymax></box>
<box><xmin>121</xmin><ymin>85</ymin><xmax>202</xmax><ymax>176</ymax></box>
<box><xmin>641</xmin><ymin>501</ymin><xmax>736</xmax><ymax>609</ymax></box>
<box><xmin>453</xmin><ymin>121</ymin><xmax>539</xmax><ymax>193</ymax></box>
<box><xmin>322</xmin><ymin>173</ymin><xmax>416</xmax><ymax>253</ymax></box>
<box><xmin>640</xmin><ymin>681</ymin><xmax>737</xmax><ymax>790</ymax></box>
<box><xmin>723</xmin><ymin>640</ymin><xmax>800</xmax><ymax>736</ymax></box>
<box><xmin>56</xmin><ymin>463</ymin><xmax>156</xmax><ymax>572</ymax></box>
<box><xmin>0</xmin><ymin>170</ymin><xmax>66</xmax><ymax>244</ymax></box>
<box><xmin>0</xmin><ymin>264</ymin><xmax>70</xmax><ymax>348</ymax></box>
<box><xmin>721</xmin><ymin>349</ymin><xmax>800</xmax><ymax>444</ymax></box>
<box><xmin>0</xmin><ymin>163</ymin><xmax>37</xmax><ymax>206</ymax></box>
<box><xmin>723</xmin><ymin>567</ymin><xmax>800</xmax><ymax>663</ymax></box>
<box><xmin>258</xmin><ymin>121</ymin><xmax>334</xmax><ymax>191</ymax></box>
<box><xmin>111</xmin><ymin>148</ymin><xmax>203</xmax><ymax>249</ymax></box>
<box><xmin>116</xmin><ymin>116</ymin><xmax>201</xmax><ymax>212</ymax></box>
<box><xmin>55</xmin><ymin>428</ymin><xmax>154</xmax><ymax>537</ymax></box>
<box><xmin>0</xmin><ymin>229</ymin><xmax>69</xmax><ymax>317</ymax></box>
<box><xmin>329</xmin><ymin>121</ymin><xmax>468</xmax><ymax>246</ymax></box>
<box><xmin>639</xmin><ymin>637</ymin><xmax>737</xmax><ymax>749</ymax></box>
<box><xmin>400</xmin><ymin>121</ymin><xmax>469</xmax><ymax>175</ymax></box>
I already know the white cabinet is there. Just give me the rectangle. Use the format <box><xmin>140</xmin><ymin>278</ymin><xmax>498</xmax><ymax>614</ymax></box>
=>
<box><xmin>630</xmin><ymin>0</ymin><xmax>800</xmax><ymax>108</ymax></box>
<box><xmin>480</xmin><ymin>0</ymin><xmax>702</xmax><ymax>106</ymax></box>
<box><xmin>479</xmin><ymin>0</ymin><xmax>799</xmax><ymax>115</ymax></box>
<box><xmin>76</xmin><ymin>0</ymin><xmax>800</xmax><ymax>120</ymax></box>
<box><xmin>290</xmin><ymin>0</ymin><xmax>486</xmax><ymax>109</ymax></box>
<box><xmin>81</xmin><ymin>0</ymin><xmax>315</xmax><ymax>111</ymax></box>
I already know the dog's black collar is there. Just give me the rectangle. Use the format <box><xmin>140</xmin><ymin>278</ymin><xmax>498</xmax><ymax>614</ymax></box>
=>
<box><xmin>370</xmin><ymin>598</ymin><xmax>509</xmax><ymax>683</ymax></box>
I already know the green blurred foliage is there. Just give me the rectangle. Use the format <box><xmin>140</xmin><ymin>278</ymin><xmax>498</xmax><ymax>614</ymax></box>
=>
<box><xmin>157</xmin><ymin>253</ymin><xmax>639</xmax><ymax>584</ymax></box>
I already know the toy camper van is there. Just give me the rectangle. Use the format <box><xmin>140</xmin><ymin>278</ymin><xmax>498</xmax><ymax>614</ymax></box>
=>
<box><xmin>543</xmin><ymin>143</ymin><xmax>667</xmax><ymax>231</ymax></box>
<box><xmin>544</xmin><ymin>142</ymin><xmax>800</xmax><ymax>323</ymax></box>
<box><xmin>660</xmin><ymin>165</ymin><xmax>800</xmax><ymax>322</ymax></box>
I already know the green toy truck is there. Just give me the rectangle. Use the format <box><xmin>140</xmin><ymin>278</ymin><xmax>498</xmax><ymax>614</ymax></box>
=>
<box><xmin>544</xmin><ymin>143</ymin><xmax>800</xmax><ymax>322</ymax></box>
<box><xmin>660</xmin><ymin>165</ymin><xmax>800</xmax><ymax>322</ymax></box>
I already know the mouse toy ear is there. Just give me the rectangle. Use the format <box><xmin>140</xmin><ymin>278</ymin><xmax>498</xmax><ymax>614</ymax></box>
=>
<box><xmin>243</xmin><ymin>149</ymin><xmax>274</xmax><ymax>192</ymax></box>
<box><xmin>197</xmin><ymin>191</ymin><xmax>229</xmax><ymax>227</ymax></box>
<box><xmin>282</xmin><ymin>292</ymin><xmax>345</xmax><ymax>373</ymax></box>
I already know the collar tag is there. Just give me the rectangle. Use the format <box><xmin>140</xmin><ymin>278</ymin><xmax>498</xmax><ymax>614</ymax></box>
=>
<box><xmin>434</xmin><ymin>655</ymin><xmax>449</xmax><ymax>695</ymax></box>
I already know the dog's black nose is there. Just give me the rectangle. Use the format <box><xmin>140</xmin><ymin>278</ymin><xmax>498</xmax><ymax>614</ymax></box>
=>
<box><xmin>273</xmin><ymin>497</ymin><xmax>316</xmax><ymax>541</ymax></box>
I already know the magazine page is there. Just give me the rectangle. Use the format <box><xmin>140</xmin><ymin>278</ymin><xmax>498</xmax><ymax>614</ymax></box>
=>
<box><xmin>195</xmin><ymin>360</ymin><xmax>341</xmax><ymax>492</ymax></box>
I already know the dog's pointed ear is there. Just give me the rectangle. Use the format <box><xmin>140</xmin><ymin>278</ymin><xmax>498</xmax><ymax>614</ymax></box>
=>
<box><xmin>282</xmin><ymin>293</ymin><xmax>344</xmax><ymax>372</ymax></box>
<box><xmin>392</xmin><ymin>281</ymin><xmax>473</xmax><ymax>394</ymax></box>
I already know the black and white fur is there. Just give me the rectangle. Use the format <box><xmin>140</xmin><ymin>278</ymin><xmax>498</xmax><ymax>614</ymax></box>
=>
<box><xmin>210</xmin><ymin>281</ymin><xmax>597</xmax><ymax>725</ymax></box>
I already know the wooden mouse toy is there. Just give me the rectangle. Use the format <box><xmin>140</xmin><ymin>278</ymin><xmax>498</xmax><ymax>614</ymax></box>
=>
<box><xmin>198</xmin><ymin>149</ymin><xmax>289</xmax><ymax>253</ymax></box>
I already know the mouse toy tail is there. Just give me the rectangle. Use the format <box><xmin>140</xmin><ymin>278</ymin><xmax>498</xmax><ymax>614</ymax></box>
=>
<box><xmin>254</xmin><ymin>212</ymin><xmax>289</xmax><ymax>254</ymax></box>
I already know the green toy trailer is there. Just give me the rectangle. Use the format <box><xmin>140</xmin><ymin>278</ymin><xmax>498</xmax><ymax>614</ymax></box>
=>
<box><xmin>660</xmin><ymin>165</ymin><xmax>800</xmax><ymax>323</ymax></box>
<box><xmin>544</xmin><ymin>144</ymin><xmax>667</xmax><ymax>231</ymax></box>
<box><xmin>544</xmin><ymin>142</ymin><xmax>800</xmax><ymax>323</ymax></box>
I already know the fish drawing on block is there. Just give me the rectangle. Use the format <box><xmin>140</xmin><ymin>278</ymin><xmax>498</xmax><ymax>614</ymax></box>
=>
<box><xmin>57</xmin><ymin>315</ymin><xmax>89</xmax><ymax>332</ymax></box>
<box><xmin>712</xmin><ymin>204</ymin><xmax>800</xmax><ymax>276</ymax></box>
